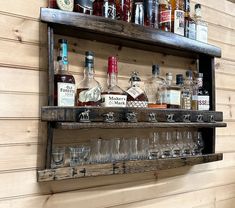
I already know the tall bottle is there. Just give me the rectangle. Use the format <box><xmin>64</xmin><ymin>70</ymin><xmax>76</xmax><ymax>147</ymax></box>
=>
<box><xmin>116</xmin><ymin>0</ymin><xmax>132</xmax><ymax>22</ymax></box>
<box><xmin>197</xmin><ymin>73</ymin><xmax>210</xmax><ymax>110</ymax></box>
<box><xmin>194</xmin><ymin>4</ymin><xmax>208</xmax><ymax>43</ymax></box>
<box><xmin>54</xmin><ymin>39</ymin><xmax>76</xmax><ymax>106</ymax></box>
<box><xmin>145</xmin><ymin>0</ymin><xmax>159</xmax><ymax>28</ymax></box>
<box><xmin>184</xmin><ymin>0</ymin><xmax>196</xmax><ymax>39</ymax></box>
<box><xmin>126</xmin><ymin>72</ymin><xmax>148</xmax><ymax>108</ymax></box>
<box><xmin>181</xmin><ymin>70</ymin><xmax>193</xmax><ymax>109</ymax></box>
<box><xmin>76</xmin><ymin>51</ymin><xmax>102</xmax><ymax>106</ymax></box>
<box><xmin>158</xmin><ymin>0</ymin><xmax>171</xmax><ymax>32</ymax></box>
<box><xmin>132</xmin><ymin>0</ymin><xmax>145</xmax><ymax>25</ymax></box>
<box><xmin>101</xmin><ymin>57</ymin><xmax>127</xmax><ymax>107</ymax></box>
<box><xmin>166</xmin><ymin>72</ymin><xmax>181</xmax><ymax>108</ymax></box>
<box><xmin>170</xmin><ymin>0</ymin><xmax>184</xmax><ymax>36</ymax></box>
<box><xmin>145</xmin><ymin>65</ymin><xmax>167</xmax><ymax>108</ymax></box>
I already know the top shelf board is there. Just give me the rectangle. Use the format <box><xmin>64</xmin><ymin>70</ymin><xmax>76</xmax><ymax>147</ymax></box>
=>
<box><xmin>40</xmin><ymin>8</ymin><xmax>221</xmax><ymax>58</ymax></box>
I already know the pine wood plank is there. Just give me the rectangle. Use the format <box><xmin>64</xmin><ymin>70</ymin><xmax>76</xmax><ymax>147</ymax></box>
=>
<box><xmin>216</xmin><ymin>104</ymin><xmax>235</xmax><ymax>121</ymax></box>
<box><xmin>216</xmin><ymin>122</ymin><xmax>235</xmax><ymax>136</ymax></box>
<box><xmin>216</xmin><ymin>135</ymin><xmax>235</xmax><ymax>153</ymax></box>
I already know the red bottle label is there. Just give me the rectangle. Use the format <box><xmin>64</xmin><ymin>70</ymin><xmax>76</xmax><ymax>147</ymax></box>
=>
<box><xmin>159</xmin><ymin>10</ymin><xmax>171</xmax><ymax>24</ymax></box>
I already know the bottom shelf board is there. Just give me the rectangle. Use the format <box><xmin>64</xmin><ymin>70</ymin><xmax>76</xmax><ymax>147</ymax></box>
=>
<box><xmin>37</xmin><ymin>153</ymin><xmax>222</xmax><ymax>182</ymax></box>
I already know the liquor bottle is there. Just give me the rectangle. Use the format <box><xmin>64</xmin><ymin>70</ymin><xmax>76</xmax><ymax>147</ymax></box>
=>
<box><xmin>158</xmin><ymin>0</ymin><xmax>171</xmax><ymax>32</ymax></box>
<box><xmin>103</xmin><ymin>0</ymin><xmax>116</xmax><ymax>19</ymax></box>
<box><xmin>166</xmin><ymin>72</ymin><xmax>181</xmax><ymax>108</ymax></box>
<box><xmin>181</xmin><ymin>70</ymin><xmax>193</xmax><ymax>110</ymax></box>
<box><xmin>145</xmin><ymin>65</ymin><xmax>167</xmax><ymax>108</ymax></box>
<box><xmin>74</xmin><ymin>0</ymin><xmax>93</xmax><ymax>14</ymax></box>
<box><xmin>170</xmin><ymin>0</ymin><xmax>184</xmax><ymax>36</ymax></box>
<box><xmin>54</xmin><ymin>39</ymin><xmax>76</xmax><ymax>106</ymax></box>
<box><xmin>76</xmin><ymin>51</ymin><xmax>102</xmax><ymax>106</ymax></box>
<box><xmin>116</xmin><ymin>0</ymin><xmax>132</xmax><ymax>22</ymax></box>
<box><xmin>101</xmin><ymin>56</ymin><xmax>127</xmax><ymax>107</ymax></box>
<box><xmin>132</xmin><ymin>0</ymin><xmax>145</xmax><ymax>25</ymax></box>
<box><xmin>184</xmin><ymin>0</ymin><xmax>196</xmax><ymax>39</ymax></box>
<box><xmin>144</xmin><ymin>0</ymin><xmax>159</xmax><ymax>28</ymax></box>
<box><xmin>93</xmin><ymin>0</ymin><xmax>104</xmax><ymax>16</ymax></box>
<box><xmin>126</xmin><ymin>72</ymin><xmax>148</xmax><ymax>108</ymax></box>
<box><xmin>50</xmin><ymin>0</ymin><xmax>74</xmax><ymax>11</ymax></box>
<box><xmin>194</xmin><ymin>4</ymin><xmax>208</xmax><ymax>43</ymax></box>
<box><xmin>196</xmin><ymin>73</ymin><xmax>210</xmax><ymax>110</ymax></box>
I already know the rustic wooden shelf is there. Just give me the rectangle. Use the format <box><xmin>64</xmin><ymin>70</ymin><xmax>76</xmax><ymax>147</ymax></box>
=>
<box><xmin>55</xmin><ymin>122</ymin><xmax>227</xmax><ymax>129</ymax></box>
<box><xmin>37</xmin><ymin>153</ymin><xmax>223</xmax><ymax>182</ymax></box>
<box><xmin>40</xmin><ymin>8</ymin><xmax>221</xmax><ymax>58</ymax></box>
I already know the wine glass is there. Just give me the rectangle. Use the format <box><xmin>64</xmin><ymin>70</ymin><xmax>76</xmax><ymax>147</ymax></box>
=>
<box><xmin>51</xmin><ymin>146</ymin><xmax>65</xmax><ymax>168</ymax></box>
<box><xmin>148</xmin><ymin>132</ymin><xmax>160</xmax><ymax>159</ymax></box>
<box><xmin>195</xmin><ymin>131</ymin><xmax>205</xmax><ymax>155</ymax></box>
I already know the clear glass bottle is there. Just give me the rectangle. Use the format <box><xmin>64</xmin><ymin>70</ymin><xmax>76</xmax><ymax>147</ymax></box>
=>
<box><xmin>166</xmin><ymin>72</ymin><xmax>181</xmax><ymax>108</ymax></box>
<box><xmin>145</xmin><ymin>0</ymin><xmax>159</xmax><ymax>28</ymax></box>
<box><xmin>184</xmin><ymin>0</ymin><xmax>196</xmax><ymax>39</ymax></box>
<box><xmin>54</xmin><ymin>39</ymin><xmax>76</xmax><ymax>106</ymax></box>
<box><xmin>76</xmin><ymin>51</ymin><xmax>102</xmax><ymax>106</ymax></box>
<box><xmin>126</xmin><ymin>72</ymin><xmax>148</xmax><ymax>108</ymax></box>
<box><xmin>194</xmin><ymin>4</ymin><xmax>208</xmax><ymax>43</ymax></box>
<box><xmin>101</xmin><ymin>56</ymin><xmax>127</xmax><ymax>107</ymax></box>
<box><xmin>158</xmin><ymin>0</ymin><xmax>171</xmax><ymax>32</ymax></box>
<box><xmin>197</xmin><ymin>73</ymin><xmax>210</xmax><ymax>110</ymax></box>
<box><xmin>145</xmin><ymin>65</ymin><xmax>167</xmax><ymax>108</ymax></box>
<box><xmin>132</xmin><ymin>0</ymin><xmax>145</xmax><ymax>25</ymax></box>
<box><xmin>181</xmin><ymin>70</ymin><xmax>193</xmax><ymax>110</ymax></box>
<box><xmin>170</xmin><ymin>0</ymin><xmax>185</xmax><ymax>36</ymax></box>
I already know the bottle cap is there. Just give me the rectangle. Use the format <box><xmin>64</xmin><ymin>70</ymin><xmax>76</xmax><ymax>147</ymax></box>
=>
<box><xmin>57</xmin><ymin>56</ymin><xmax>62</xmax><ymax>61</ymax></box>
<box><xmin>152</xmin><ymin>65</ymin><xmax>160</xmax><ymax>75</ymax></box>
<box><xmin>85</xmin><ymin>51</ymin><xmax>94</xmax><ymax>68</ymax></box>
<box><xmin>130</xmin><ymin>72</ymin><xmax>141</xmax><ymax>82</ymax></box>
<box><xmin>195</xmin><ymin>4</ymin><xmax>201</xmax><ymax>9</ymax></box>
<box><xmin>186</xmin><ymin>70</ymin><xmax>193</xmax><ymax>78</ymax></box>
<box><xmin>58</xmin><ymin>39</ymin><xmax>68</xmax><ymax>44</ymax></box>
<box><xmin>108</xmin><ymin>56</ymin><xmax>118</xmax><ymax>73</ymax></box>
<box><xmin>176</xmin><ymin>74</ymin><xmax>184</xmax><ymax>85</ymax></box>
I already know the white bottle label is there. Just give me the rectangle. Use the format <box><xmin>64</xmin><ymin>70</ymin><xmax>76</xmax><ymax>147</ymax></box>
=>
<box><xmin>57</xmin><ymin>82</ymin><xmax>75</xmax><ymax>106</ymax></box>
<box><xmin>126</xmin><ymin>87</ymin><xmax>144</xmax><ymax>99</ymax></box>
<box><xmin>196</xmin><ymin>24</ymin><xmax>208</xmax><ymax>43</ymax></box>
<box><xmin>101</xmin><ymin>94</ymin><xmax>127</xmax><ymax>107</ymax></box>
<box><xmin>167</xmin><ymin>90</ymin><xmax>181</xmax><ymax>106</ymax></box>
<box><xmin>56</xmin><ymin>0</ymin><xmax>74</xmax><ymax>11</ymax></box>
<box><xmin>78</xmin><ymin>86</ymin><xmax>101</xmax><ymax>102</ymax></box>
<box><xmin>198</xmin><ymin>95</ymin><xmax>209</xmax><ymax>110</ymax></box>
<box><xmin>174</xmin><ymin>10</ymin><xmax>185</xmax><ymax>36</ymax></box>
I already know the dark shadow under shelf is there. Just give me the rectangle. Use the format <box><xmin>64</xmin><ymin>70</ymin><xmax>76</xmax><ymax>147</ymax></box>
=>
<box><xmin>37</xmin><ymin>153</ymin><xmax>223</xmax><ymax>182</ymax></box>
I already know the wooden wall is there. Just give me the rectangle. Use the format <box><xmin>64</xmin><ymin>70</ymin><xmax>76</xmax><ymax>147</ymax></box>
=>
<box><xmin>0</xmin><ymin>0</ymin><xmax>235</xmax><ymax>207</ymax></box>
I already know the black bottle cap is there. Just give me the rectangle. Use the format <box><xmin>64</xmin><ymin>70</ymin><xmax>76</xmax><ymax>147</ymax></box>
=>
<box><xmin>85</xmin><ymin>51</ymin><xmax>94</xmax><ymax>68</ymax></box>
<box><xmin>186</xmin><ymin>70</ymin><xmax>193</xmax><ymax>78</ymax></box>
<box><xmin>58</xmin><ymin>39</ymin><xmax>68</xmax><ymax>44</ymax></box>
<box><xmin>57</xmin><ymin>56</ymin><xmax>62</xmax><ymax>61</ymax></box>
<box><xmin>152</xmin><ymin>65</ymin><xmax>160</xmax><ymax>75</ymax></box>
<box><xmin>176</xmin><ymin>74</ymin><xmax>184</xmax><ymax>85</ymax></box>
<box><xmin>130</xmin><ymin>72</ymin><xmax>141</xmax><ymax>82</ymax></box>
<box><xmin>195</xmin><ymin>4</ymin><xmax>201</xmax><ymax>9</ymax></box>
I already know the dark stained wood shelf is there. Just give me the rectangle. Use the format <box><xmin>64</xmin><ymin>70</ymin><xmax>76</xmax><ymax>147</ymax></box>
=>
<box><xmin>56</xmin><ymin>122</ymin><xmax>227</xmax><ymax>129</ymax></box>
<box><xmin>40</xmin><ymin>8</ymin><xmax>221</xmax><ymax>58</ymax></box>
<box><xmin>37</xmin><ymin>153</ymin><xmax>223</xmax><ymax>182</ymax></box>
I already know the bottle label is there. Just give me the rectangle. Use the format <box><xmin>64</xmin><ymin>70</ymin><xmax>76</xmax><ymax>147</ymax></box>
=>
<box><xmin>196</xmin><ymin>24</ymin><xmax>208</xmax><ymax>43</ymax></box>
<box><xmin>186</xmin><ymin>21</ymin><xmax>196</xmax><ymax>39</ymax></box>
<box><xmin>174</xmin><ymin>10</ymin><xmax>185</xmax><ymax>36</ymax></box>
<box><xmin>198</xmin><ymin>95</ymin><xmax>210</xmax><ymax>110</ymax></box>
<box><xmin>126</xmin><ymin>87</ymin><xmax>144</xmax><ymax>99</ymax></box>
<box><xmin>167</xmin><ymin>90</ymin><xmax>181</xmax><ymax>106</ymax></box>
<box><xmin>159</xmin><ymin>10</ymin><xmax>171</xmax><ymax>24</ymax></box>
<box><xmin>101</xmin><ymin>94</ymin><xmax>127</xmax><ymax>107</ymax></box>
<box><xmin>78</xmin><ymin>86</ymin><xmax>102</xmax><ymax>103</ymax></box>
<box><xmin>103</xmin><ymin>1</ymin><xmax>116</xmax><ymax>19</ymax></box>
<box><xmin>57</xmin><ymin>82</ymin><xmax>75</xmax><ymax>106</ymax></box>
<box><xmin>56</xmin><ymin>0</ymin><xmax>74</xmax><ymax>11</ymax></box>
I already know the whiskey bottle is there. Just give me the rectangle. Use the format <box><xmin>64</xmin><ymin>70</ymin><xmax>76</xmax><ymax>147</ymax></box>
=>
<box><xmin>54</xmin><ymin>39</ymin><xmax>76</xmax><ymax>106</ymax></box>
<box><xmin>101</xmin><ymin>56</ymin><xmax>127</xmax><ymax>107</ymax></box>
<box><xmin>145</xmin><ymin>0</ymin><xmax>159</xmax><ymax>28</ymax></box>
<box><xmin>166</xmin><ymin>72</ymin><xmax>181</xmax><ymax>108</ymax></box>
<box><xmin>184</xmin><ymin>0</ymin><xmax>196</xmax><ymax>39</ymax></box>
<box><xmin>197</xmin><ymin>73</ymin><xmax>209</xmax><ymax>110</ymax></box>
<box><xmin>170</xmin><ymin>0</ymin><xmax>185</xmax><ymax>36</ymax></box>
<box><xmin>158</xmin><ymin>0</ymin><xmax>171</xmax><ymax>32</ymax></box>
<box><xmin>132</xmin><ymin>0</ymin><xmax>145</xmax><ymax>25</ymax></box>
<box><xmin>181</xmin><ymin>70</ymin><xmax>193</xmax><ymax>110</ymax></box>
<box><xmin>194</xmin><ymin>4</ymin><xmax>208</xmax><ymax>43</ymax></box>
<box><xmin>76</xmin><ymin>51</ymin><xmax>102</xmax><ymax>106</ymax></box>
<box><xmin>145</xmin><ymin>65</ymin><xmax>167</xmax><ymax>108</ymax></box>
<box><xmin>126</xmin><ymin>72</ymin><xmax>148</xmax><ymax>108</ymax></box>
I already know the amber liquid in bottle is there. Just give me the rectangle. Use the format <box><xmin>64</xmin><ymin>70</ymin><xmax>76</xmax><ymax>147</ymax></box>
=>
<box><xmin>159</xmin><ymin>0</ymin><xmax>171</xmax><ymax>32</ymax></box>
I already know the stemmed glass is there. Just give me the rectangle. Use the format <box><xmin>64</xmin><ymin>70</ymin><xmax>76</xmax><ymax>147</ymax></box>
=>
<box><xmin>110</xmin><ymin>138</ymin><xmax>121</xmax><ymax>162</ymax></box>
<box><xmin>51</xmin><ymin>146</ymin><xmax>65</xmax><ymax>168</ymax></box>
<box><xmin>137</xmin><ymin>137</ymin><xmax>149</xmax><ymax>160</ymax></box>
<box><xmin>129</xmin><ymin>137</ymin><xmax>138</xmax><ymax>160</ymax></box>
<box><xmin>119</xmin><ymin>138</ymin><xmax>129</xmax><ymax>161</ymax></box>
<box><xmin>148</xmin><ymin>132</ymin><xmax>160</xmax><ymax>159</ymax></box>
<box><xmin>160</xmin><ymin>131</ymin><xmax>172</xmax><ymax>158</ymax></box>
<box><xmin>171</xmin><ymin>130</ymin><xmax>183</xmax><ymax>158</ymax></box>
<box><xmin>195</xmin><ymin>131</ymin><xmax>205</xmax><ymax>155</ymax></box>
<box><xmin>100</xmin><ymin>139</ymin><xmax>110</xmax><ymax>163</ymax></box>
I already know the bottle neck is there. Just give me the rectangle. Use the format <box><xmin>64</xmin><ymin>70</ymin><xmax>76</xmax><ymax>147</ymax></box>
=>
<box><xmin>84</xmin><ymin>65</ymin><xmax>95</xmax><ymax>79</ymax></box>
<box><xmin>197</xmin><ymin>77</ymin><xmax>203</xmax><ymax>88</ymax></box>
<box><xmin>57</xmin><ymin>60</ymin><xmax>68</xmax><ymax>73</ymax></box>
<box><xmin>131</xmin><ymin>81</ymin><xmax>140</xmax><ymax>87</ymax></box>
<box><xmin>107</xmin><ymin>72</ymin><xmax>118</xmax><ymax>87</ymax></box>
